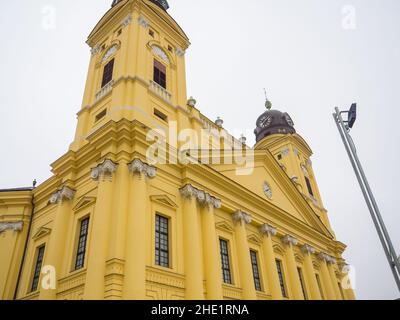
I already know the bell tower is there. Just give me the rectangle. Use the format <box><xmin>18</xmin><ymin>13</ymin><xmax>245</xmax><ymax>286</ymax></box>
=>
<box><xmin>254</xmin><ymin>97</ymin><xmax>335</xmax><ymax>234</ymax></box>
<box><xmin>70</xmin><ymin>0</ymin><xmax>190</xmax><ymax>151</ymax></box>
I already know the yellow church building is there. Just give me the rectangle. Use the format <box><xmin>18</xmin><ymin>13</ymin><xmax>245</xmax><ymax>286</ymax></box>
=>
<box><xmin>0</xmin><ymin>0</ymin><xmax>355</xmax><ymax>300</ymax></box>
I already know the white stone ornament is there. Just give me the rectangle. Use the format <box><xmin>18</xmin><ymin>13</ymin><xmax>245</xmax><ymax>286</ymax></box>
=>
<box><xmin>260</xmin><ymin>224</ymin><xmax>277</xmax><ymax>236</ymax></box>
<box><xmin>102</xmin><ymin>45</ymin><xmax>118</xmax><ymax>62</ymax></box>
<box><xmin>49</xmin><ymin>186</ymin><xmax>75</xmax><ymax>204</ymax></box>
<box><xmin>121</xmin><ymin>14</ymin><xmax>132</xmax><ymax>28</ymax></box>
<box><xmin>91</xmin><ymin>159</ymin><xmax>118</xmax><ymax>181</ymax></box>
<box><xmin>301</xmin><ymin>244</ymin><xmax>315</xmax><ymax>255</ymax></box>
<box><xmin>91</xmin><ymin>45</ymin><xmax>101</xmax><ymax>56</ymax></box>
<box><xmin>233</xmin><ymin>210</ymin><xmax>252</xmax><ymax>224</ymax></box>
<box><xmin>282</xmin><ymin>235</ymin><xmax>298</xmax><ymax>246</ymax></box>
<box><xmin>176</xmin><ymin>47</ymin><xmax>185</xmax><ymax>57</ymax></box>
<box><xmin>138</xmin><ymin>15</ymin><xmax>150</xmax><ymax>28</ymax></box>
<box><xmin>0</xmin><ymin>221</ymin><xmax>23</xmax><ymax>233</ymax></box>
<box><xmin>179</xmin><ymin>184</ymin><xmax>221</xmax><ymax>209</ymax></box>
<box><xmin>151</xmin><ymin>45</ymin><xmax>170</xmax><ymax>64</ymax></box>
<box><xmin>128</xmin><ymin>159</ymin><xmax>157</xmax><ymax>179</ymax></box>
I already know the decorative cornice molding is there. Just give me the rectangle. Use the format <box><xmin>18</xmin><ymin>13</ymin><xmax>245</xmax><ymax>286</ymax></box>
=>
<box><xmin>121</xmin><ymin>14</ymin><xmax>132</xmax><ymax>28</ymax></box>
<box><xmin>138</xmin><ymin>15</ymin><xmax>150</xmax><ymax>28</ymax></box>
<box><xmin>260</xmin><ymin>224</ymin><xmax>277</xmax><ymax>237</ymax></box>
<box><xmin>128</xmin><ymin>159</ymin><xmax>157</xmax><ymax>179</ymax></box>
<box><xmin>91</xmin><ymin>159</ymin><xmax>118</xmax><ymax>181</ymax></box>
<box><xmin>179</xmin><ymin>184</ymin><xmax>221</xmax><ymax>209</ymax></box>
<box><xmin>0</xmin><ymin>221</ymin><xmax>23</xmax><ymax>233</ymax></box>
<box><xmin>232</xmin><ymin>210</ymin><xmax>252</xmax><ymax>225</ymax></box>
<box><xmin>282</xmin><ymin>234</ymin><xmax>298</xmax><ymax>246</ymax></box>
<box><xmin>301</xmin><ymin>244</ymin><xmax>315</xmax><ymax>255</ymax></box>
<box><xmin>49</xmin><ymin>186</ymin><xmax>75</xmax><ymax>204</ymax></box>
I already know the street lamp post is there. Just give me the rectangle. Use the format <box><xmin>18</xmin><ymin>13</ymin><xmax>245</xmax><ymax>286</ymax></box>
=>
<box><xmin>333</xmin><ymin>104</ymin><xmax>400</xmax><ymax>292</ymax></box>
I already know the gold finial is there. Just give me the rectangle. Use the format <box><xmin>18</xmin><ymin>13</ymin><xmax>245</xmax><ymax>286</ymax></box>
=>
<box><xmin>264</xmin><ymin>88</ymin><xmax>272</xmax><ymax>110</ymax></box>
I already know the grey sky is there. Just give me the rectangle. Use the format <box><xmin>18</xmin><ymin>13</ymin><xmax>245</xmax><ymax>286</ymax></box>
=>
<box><xmin>0</xmin><ymin>0</ymin><xmax>399</xmax><ymax>300</ymax></box>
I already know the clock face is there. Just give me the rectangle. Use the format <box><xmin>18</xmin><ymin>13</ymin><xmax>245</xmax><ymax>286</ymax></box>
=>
<box><xmin>284</xmin><ymin>113</ymin><xmax>294</xmax><ymax>127</ymax></box>
<box><xmin>259</xmin><ymin>115</ymin><xmax>272</xmax><ymax>128</ymax></box>
<box><xmin>263</xmin><ymin>182</ymin><xmax>273</xmax><ymax>199</ymax></box>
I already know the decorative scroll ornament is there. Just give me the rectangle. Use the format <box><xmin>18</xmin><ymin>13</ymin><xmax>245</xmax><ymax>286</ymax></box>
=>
<box><xmin>176</xmin><ymin>47</ymin><xmax>185</xmax><ymax>57</ymax></box>
<box><xmin>102</xmin><ymin>45</ymin><xmax>118</xmax><ymax>62</ymax></box>
<box><xmin>128</xmin><ymin>159</ymin><xmax>157</xmax><ymax>179</ymax></box>
<box><xmin>318</xmin><ymin>252</ymin><xmax>336</xmax><ymax>264</ymax></box>
<box><xmin>260</xmin><ymin>224</ymin><xmax>277</xmax><ymax>236</ymax></box>
<box><xmin>179</xmin><ymin>184</ymin><xmax>221</xmax><ymax>209</ymax></box>
<box><xmin>232</xmin><ymin>210</ymin><xmax>252</xmax><ymax>225</ymax></box>
<box><xmin>91</xmin><ymin>44</ymin><xmax>101</xmax><ymax>56</ymax></box>
<box><xmin>138</xmin><ymin>15</ymin><xmax>150</xmax><ymax>28</ymax></box>
<box><xmin>301</xmin><ymin>244</ymin><xmax>316</xmax><ymax>255</ymax></box>
<box><xmin>0</xmin><ymin>221</ymin><xmax>23</xmax><ymax>233</ymax></box>
<box><xmin>151</xmin><ymin>45</ymin><xmax>170</xmax><ymax>64</ymax></box>
<box><xmin>91</xmin><ymin>159</ymin><xmax>118</xmax><ymax>181</ymax></box>
<box><xmin>121</xmin><ymin>14</ymin><xmax>132</xmax><ymax>28</ymax></box>
<box><xmin>282</xmin><ymin>234</ymin><xmax>298</xmax><ymax>246</ymax></box>
<box><xmin>49</xmin><ymin>186</ymin><xmax>75</xmax><ymax>204</ymax></box>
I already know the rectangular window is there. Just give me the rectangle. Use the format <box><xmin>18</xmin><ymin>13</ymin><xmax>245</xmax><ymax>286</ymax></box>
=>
<box><xmin>305</xmin><ymin>176</ymin><xmax>314</xmax><ymax>197</ymax></box>
<box><xmin>155</xmin><ymin>214</ymin><xmax>169</xmax><ymax>268</ymax></box>
<box><xmin>250</xmin><ymin>250</ymin><xmax>262</xmax><ymax>291</ymax></box>
<box><xmin>315</xmin><ymin>274</ymin><xmax>325</xmax><ymax>300</ymax></box>
<box><xmin>31</xmin><ymin>245</ymin><xmax>45</xmax><ymax>292</ymax></box>
<box><xmin>297</xmin><ymin>267</ymin><xmax>308</xmax><ymax>300</ymax></box>
<box><xmin>101</xmin><ymin>58</ymin><xmax>114</xmax><ymax>88</ymax></box>
<box><xmin>153</xmin><ymin>59</ymin><xmax>166</xmax><ymax>89</ymax></box>
<box><xmin>95</xmin><ymin>109</ymin><xmax>107</xmax><ymax>122</ymax></box>
<box><xmin>219</xmin><ymin>239</ymin><xmax>232</xmax><ymax>284</ymax></box>
<box><xmin>154</xmin><ymin>109</ymin><xmax>168</xmax><ymax>122</ymax></box>
<box><xmin>75</xmin><ymin>217</ymin><xmax>90</xmax><ymax>270</ymax></box>
<box><xmin>276</xmin><ymin>259</ymin><xmax>288</xmax><ymax>298</ymax></box>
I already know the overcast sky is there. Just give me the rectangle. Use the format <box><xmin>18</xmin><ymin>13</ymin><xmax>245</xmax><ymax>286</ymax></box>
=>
<box><xmin>1</xmin><ymin>0</ymin><xmax>399</xmax><ymax>300</ymax></box>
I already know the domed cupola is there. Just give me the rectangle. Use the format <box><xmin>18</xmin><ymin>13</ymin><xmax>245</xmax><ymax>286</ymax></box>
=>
<box><xmin>254</xmin><ymin>95</ymin><xmax>296</xmax><ymax>143</ymax></box>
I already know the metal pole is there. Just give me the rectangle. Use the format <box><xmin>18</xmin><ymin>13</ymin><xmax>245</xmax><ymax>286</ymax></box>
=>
<box><xmin>333</xmin><ymin>108</ymin><xmax>400</xmax><ymax>291</ymax></box>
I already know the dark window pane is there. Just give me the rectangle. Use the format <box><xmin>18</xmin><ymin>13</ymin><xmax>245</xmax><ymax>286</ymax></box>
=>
<box><xmin>305</xmin><ymin>176</ymin><xmax>314</xmax><ymax>197</ymax></box>
<box><xmin>31</xmin><ymin>246</ymin><xmax>45</xmax><ymax>292</ymax></box>
<box><xmin>75</xmin><ymin>217</ymin><xmax>90</xmax><ymax>270</ymax></box>
<box><xmin>101</xmin><ymin>59</ymin><xmax>114</xmax><ymax>88</ymax></box>
<box><xmin>297</xmin><ymin>267</ymin><xmax>308</xmax><ymax>300</ymax></box>
<box><xmin>250</xmin><ymin>250</ymin><xmax>262</xmax><ymax>291</ymax></box>
<box><xmin>276</xmin><ymin>259</ymin><xmax>287</xmax><ymax>298</ymax></box>
<box><xmin>153</xmin><ymin>59</ymin><xmax>166</xmax><ymax>89</ymax></box>
<box><xmin>155</xmin><ymin>215</ymin><xmax>169</xmax><ymax>268</ymax></box>
<box><xmin>219</xmin><ymin>239</ymin><xmax>232</xmax><ymax>284</ymax></box>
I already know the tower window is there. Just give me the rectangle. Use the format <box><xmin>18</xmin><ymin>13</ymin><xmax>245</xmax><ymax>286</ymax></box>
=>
<box><xmin>315</xmin><ymin>274</ymin><xmax>325</xmax><ymax>300</ymax></box>
<box><xmin>31</xmin><ymin>245</ymin><xmax>45</xmax><ymax>292</ymax></box>
<box><xmin>250</xmin><ymin>250</ymin><xmax>262</xmax><ymax>291</ymax></box>
<box><xmin>219</xmin><ymin>239</ymin><xmax>232</xmax><ymax>284</ymax></box>
<box><xmin>101</xmin><ymin>58</ymin><xmax>115</xmax><ymax>88</ymax></box>
<box><xmin>154</xmin><ymin>109</ymin><xmax>168</xmax><ymax>122</ymax></box>
<box><xmin>155</xmin><ymin>214</ymin><xmax>169</xmax><ymax>268</ymax></box>
<box><xmin>297</xmin><ymin>267</ymin><xmax>308</xmax><ymax>300</ymax></box>
<box><xmin>153</xmin><ymin>59</ymin><xmax>166</xmax><ymax>89</ymax></box>
<box><xmin>305</xmin><ymin>176</ymin><xmax>314</xmax><ymax>197</ymax></box>
<box><xmin>149</xmin><ymin>29</ymin><xmax>155</xmax><ymax>37</ymax></box>
<box><xmin>75</xmin><ymin>217</ymin><xmax>90</xmax><ymax>270</ymax></box>
<box><xmin>277</xmin><ymin>154</ymin><xmax>282</xmax><ymax>160</ymax></box>
<box><xmin>95</xmin><ymin>109</ymin><xmax>107</xmax><ymax>122</ymax></box>
<box><xmin>276</xmin><ymin>259</ymin><xmax>288</xmax><ymax>298</ymax></box>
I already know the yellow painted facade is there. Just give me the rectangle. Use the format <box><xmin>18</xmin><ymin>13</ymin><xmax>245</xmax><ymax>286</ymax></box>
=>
<box><xmin>0</xmin><ymin>0</ymin><xmax>355</xmax><ymax>300</ymax></box>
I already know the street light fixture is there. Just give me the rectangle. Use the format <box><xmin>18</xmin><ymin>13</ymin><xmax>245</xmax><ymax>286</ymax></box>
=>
<box><xmin>333</xmin><ymin>104</ymin><xmax>400</xmax><ymax>293</ymax></box>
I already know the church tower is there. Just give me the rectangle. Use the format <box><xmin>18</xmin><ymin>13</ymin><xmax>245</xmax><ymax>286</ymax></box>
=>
<box><xmin>71</xmin><ymin>0</ymin><xmax>190</xmax><ymax>152</ymax></box>
<box><xmin>0</xmin><ymin>0</ymin><xmax>356</xmax><ymax>301</ymax></box>
<box><xmin>254</xmin><ymin>98</ymin><xmax>334</xmax><ymax>234</ymax></box>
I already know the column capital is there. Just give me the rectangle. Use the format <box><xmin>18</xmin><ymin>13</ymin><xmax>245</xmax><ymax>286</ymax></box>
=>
<box><xmin>301</xmin><ymin>244</ymin><xmax>316</xmax><ymax>255</ymax></box>
<box><xmin>260</xmin><ymin>224</ymin><xmax>277</xmax><ymax>237</ymax></box>
<box><xmin>128</xmin><ymin>159</ymin><xmax>157</xmax><ymax>179</ymax></box>
<box><xmin>180</xmin><ymin>184</ymin><xmax>221</xmax><ymax>209</ymax></box>
<box><xmin>282</xmin><ymin>234</ymin><xmax>298</xmax><ymax>246</ymax></box>
<box><xmin>138</xmin><ymin>15</ymin><xmax>150</xmax><ymax>28</ymax></box>
<box><xmin>232</xmin><ymin>210</ymin><xmax>252</xmax><ymax>225</ymax></box>
<box><xmin>91</xmin><ymin>159</ymin><xmax>118</xmax><ymax>181</ymax></box>
<box><xmin>121</xmin><ymin>14</ymin><xmax>132</xmax><ymax>28</ymax></box>
<box><xmin>49</xmin><ymin>186</ymin><xmax>75</xmax><ymax>204</ymax></box>
<box><xmin>318</xmin><ymin>252</ymin><xmax>336</xmax><ymax>264</ymax></box>
<box><xmin>0</xmin><ymin>221</ymin><xmax>23</xmax><ymax>234</ymax></box>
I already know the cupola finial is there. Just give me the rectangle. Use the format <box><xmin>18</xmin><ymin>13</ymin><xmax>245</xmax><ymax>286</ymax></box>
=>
<box><xmin>264</xmin><ymin>88</ymin><xmax>272</xmax><ymax>110</ymax></box>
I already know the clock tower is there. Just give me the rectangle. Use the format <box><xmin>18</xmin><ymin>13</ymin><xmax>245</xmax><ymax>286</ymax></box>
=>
<box><xmin>254</xmin><ymin>98</ymin><xmax>335</xmax><ymax>233</ymax></box>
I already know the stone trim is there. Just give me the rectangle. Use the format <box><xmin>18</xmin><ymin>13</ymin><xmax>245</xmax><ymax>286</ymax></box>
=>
<box><xmin>49</xmin><ymin>186</ymin><xmax>75</xmax><ymax>204</ymax></box>
<box><xmin>0</xmin><ymin>221</ymin><xmax>23</xmax><ymax>233</ymax></box>
<box><xmin>259</xmin><ymin>224</ymin><xmax>277</xmax><ymax>236</ymax></box>
<box><xmin>128</xmin><ymin>159</ymin><xmax>157</xmax><ymax>179</ymax></box>
<box><xmin>232</xmin><ymin>210</ymin><xmax>252</xmax><ymax>225</ymax></box>
<box><xmin>91</xmin><ymin>159</ymin><xmax>118</xmax><ymax>181</ymax></box>
<box><xmin>301</xmin><ymin>244</ymin><xmax>315</xmax><ymax>255</ymax></box>
<box><xmin>282</xmin><ymin>234</ymin><xmax>298</xmax><ymax>246</ymax></box>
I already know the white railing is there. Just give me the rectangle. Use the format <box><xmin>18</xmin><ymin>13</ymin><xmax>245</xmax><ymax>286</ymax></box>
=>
<box><xmin>149</xmin><ymin>80</ymin><xmax>172</xmax><ymax>102</ymax></box>
<box><xmin>95</xmin><ymin>80</ymin><xmax>114</xmax><ymax>102</ymax></box>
